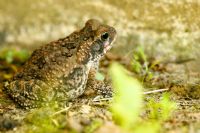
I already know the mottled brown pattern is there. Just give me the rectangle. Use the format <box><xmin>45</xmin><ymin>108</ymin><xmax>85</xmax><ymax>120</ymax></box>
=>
<box><xmin>3</xmin><ymin>19</ymin><xmax>116</xmax><ymax>109</ymax></box>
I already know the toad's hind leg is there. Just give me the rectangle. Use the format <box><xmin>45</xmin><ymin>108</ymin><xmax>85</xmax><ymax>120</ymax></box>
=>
<box><xmin>3</xmin><ymin>80</ymin><xmax>51</xmax><ymax>109</ymax></box>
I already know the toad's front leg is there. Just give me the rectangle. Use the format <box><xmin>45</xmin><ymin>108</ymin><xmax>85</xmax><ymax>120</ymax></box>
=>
<box><xmin>84</xmin><ymin>69</ymin><xmax>113</xmax><ymax>99</ymax></box>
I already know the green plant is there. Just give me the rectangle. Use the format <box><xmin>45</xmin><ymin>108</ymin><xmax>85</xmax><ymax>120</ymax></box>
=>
<box><xmin>0</xmin><ymin>48</ymin><xmax>29</xmax><ymax>63</ymax></box>
<box><xmin>132</xmin><ymin>46</ymin><xmax>146</xmax><ymax>74</ymax></box>
<box><xmin>109</xmin><ymin>62</ymin><xmax>143</xmax><ymax>130</ymax></box>
<box><xmin>109</xmin><ymin>62</ymin><xmax>176</xmax><ymax>133</ymax></box>
<box><xmin>146</xmin><ymin>93</ymin><xmax>177</xmax><ymax>121</ymax></box>
<box><xmin>95</xmin><ymin>72</ymin><xmax>105</xmax><ymax>81</ymax></box>
<box><xmin>25</xmin><ymin>107</ymin><xmax>59</xmax><ymax>133</ymax></box>
<box><xmin>131</xmin><ymin>46</ymin><xmax>153</xmax><ymax>82</ymax></box>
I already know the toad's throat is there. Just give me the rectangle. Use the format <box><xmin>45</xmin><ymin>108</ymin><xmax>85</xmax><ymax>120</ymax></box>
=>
<box><xmin>103</xmin><ymin>40</ymin><xmax>112</xmax><ymax>54</ymax></box>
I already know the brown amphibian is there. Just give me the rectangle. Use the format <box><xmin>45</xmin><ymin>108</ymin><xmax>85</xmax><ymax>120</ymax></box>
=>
<box><xmin>3</xmin><ymin>19</ymin><xmax>117</xmax><ymax>109</ymax></box>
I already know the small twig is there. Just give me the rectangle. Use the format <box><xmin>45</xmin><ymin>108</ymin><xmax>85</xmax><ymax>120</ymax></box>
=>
<box><xmin>52</xmin><ymin>119</ymin><xmax>59</xmax><ymax>126</ymax></box>
<box><xmin>163</xmin><ymin>58</ymin><xmax>196</xmax><ymax>64</ymax></box>
<box><xmin>143</xmin><ymin>88</ymin><xmax>169</xmax><ymax>95</ymax></box>
<box><xmin>51</xmin><ymin>106</ymin><xmax>71</xmax><ymax>117</ymax></box>
<box><xmin>92</xmin><ymin>88</ymin><xmax>169</xmax><ymax>102</ymax></box>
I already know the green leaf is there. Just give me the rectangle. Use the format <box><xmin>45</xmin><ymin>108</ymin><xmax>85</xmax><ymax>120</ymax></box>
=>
<box><xmin>95</xmin><ymin>72</ymin><xmax>105</xmax><ymax>81</ymax></box>
<box><xmin>137</xmin><ymin>46</ymin><xmax>147</xmax><ymax>62</ymax></box>
<box><xmin>146</xmin><ymin>93</ymin><xmax>176</xmax><ymax>121</ymax></box>
<box><xmin>159</xmin><ymin>93</ymin><xmax>177</xmax><ymax>121</ymax></box>
<box><xmin>109</xmin><ymin>62</ymin><xmax>143</xmax><ymax>130</ymax></box>
<box><xmin>134</xmin><ymin>121</ymin><xmax>160</xmax><ymax>133</ymax></box>
<box><xmin>132</xmin><ymin>60</ymin><xmax>142</xmax><ymax>73</ymax></box>
<box><xmin>0</xmin><ymin>48</ymin><xmax>29</xmax><ymax>63</ymax></box>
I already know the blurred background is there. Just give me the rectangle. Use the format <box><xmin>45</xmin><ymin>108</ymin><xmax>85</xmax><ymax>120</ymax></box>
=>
<box><xmin>0</xmin><ymin>0</ymin><xmax>199</xmax><ymax>70</ymax></box>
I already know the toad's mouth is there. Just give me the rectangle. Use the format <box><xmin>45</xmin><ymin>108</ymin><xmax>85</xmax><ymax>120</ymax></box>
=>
<box><xmin>103</xmin><ymin>41</ymin><xmax>112</xmax><ymax>54</ymax></box>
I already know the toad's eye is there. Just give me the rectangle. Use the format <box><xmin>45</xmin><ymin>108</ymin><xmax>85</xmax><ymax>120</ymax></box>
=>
<box><xmin>101</xmin><ymin>32</ymin><xmax>109</xmax><ymax>41</ymax></box>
